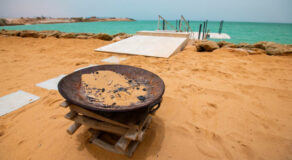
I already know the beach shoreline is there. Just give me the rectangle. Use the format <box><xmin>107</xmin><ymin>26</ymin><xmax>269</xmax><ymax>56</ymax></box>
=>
<box><xmin>1</xmin><ymin>21</ymin><xmax>291</xmax><ymax>44</ymax></box>
<box><xmin>0</xmin><ymin>36</ymin><xmax>291</xmax><ymax>159</ymax></box>
<box><xmin>1</xmin><ymin>29</ymin><xmax>291</xmax><ymax>56</ymax></box>
<box><xmin>0</xmin><ymin>17</ymin><xmax>135</xmax><ymax>26</ymax></box>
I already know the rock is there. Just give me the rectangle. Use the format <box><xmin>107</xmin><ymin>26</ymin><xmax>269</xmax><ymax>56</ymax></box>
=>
<box><xmin>236</xmin><ymin>42</ymin><xmax>254</xmax><ymax>48</ymax></box>
<box><xmin>217</xmin><ymin>41</ymin><xmax>232</xmax><ymax>47</ymax></box>
<box><xmin>2</xmin><ymin>30</ymin><xmax>21</xmax><ymax>36</ymax></box>
<box><xmin>59</xmin><ymin>32</ymin><xmax>77</xmax><ymax>38</ymax></box>
<box><xmin>253</xmin><ymin>41</ymin><xmax>267</xmax><ymax>50</ymax></box>
<box><xmin>75</xmin><ymin>33</ymin><xmax>94</xmax><ymax>39</ymax></box>
<box><xmin>19</xmin><ymin>30</ymin><xmax>40</xmax><ymax>38</ymax></box>
<box><xmin>76</xmin><ymin>33</ymin><xmax>90</xmax><ymax>36</ymax></box>
<box><xmin>112</xmin><ymin>32</ymin><xmax>132</xmax><ymax>39</ymax></box>
<box><xmin>246</xmin><ymin>41</ymin><xmax>292</xmax><ymax>56</ymax></box>
<box><xmin>196</xmin><ymin>40</ymin><xmax>219</xmax><ymax>52</ymax></box>
<box><xmin>39</xmin><ymin>33</ymin><xmax>47</xmax><ymax>38</ymax></box>
<box><xmin>92</xmin><ymin>33</ymin><xmax>113</xmax><ymax>41</ymax></box>
<box><xmin>246</xmin><ymin>48</ymin><xmax>266</xmax><ymax>55</ymax></box>
<box><xmin>222</xmin><ymin>43</ymin><xmax>237</xmax><ymax>48</ymax></box>
<box><xmin>264</xmin><ymin>42</ymin><xmax>285</xmax><ymax>56</ymax></box>
<box><xmin>39</xmin><ymin>30</ymin><xmax>61</xmax><ymax>38</ymax></box>
<box><xmin>219</xmin><ymin>41</ymin><xmax>237</xmax><ymax>48</ymax></box>
<box><xmin>76</xmin><ymin>35</ymin><xmax>88</xmax><ymax>39</ymax></box>
<box><xmin>283</xmin><ymin>48</ymin><xmax>292</xmax><ymax>55</ymax></box>
<box><xmin>113</xmin><ymin>32</ymin><xmax>127</xmax><ymax>38</ymax></box>
<box><xmin>121</xmin><ymin>34</ymin><xmax>132</xmax><ymax>39</ymax></box>
<box><xmin>112</xmin><ymin>36</ymin><xmax>121</xmax><ymax>42</ymax></box>
<box><xmin>183</xmin><ymin>42</ymin><xmax>197</xmax><ymax>52</ymax></box>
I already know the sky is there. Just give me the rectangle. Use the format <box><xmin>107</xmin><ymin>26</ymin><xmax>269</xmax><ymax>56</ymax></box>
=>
<box><xmin>0</xmin><ymin>0</ymin><xmax>291</xmax><ymax>23</ymax></box>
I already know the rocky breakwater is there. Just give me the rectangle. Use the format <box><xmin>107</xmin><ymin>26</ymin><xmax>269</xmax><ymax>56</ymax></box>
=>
<box><xmin>0</xmin><ymin>29</ymin><xmax>132</xmax><ymax>41</ymax></box>
<box><xmin>192</xmin><ymin>40</ymin><xmax>292</xmax><ymax>56</ymax></box>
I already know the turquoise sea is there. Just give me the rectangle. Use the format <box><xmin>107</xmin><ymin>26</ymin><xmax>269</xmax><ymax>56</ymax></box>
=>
<box><xmin>1</xmin><ymin>20</ymin><xmax>292</xmax><ymax>44</ymax></box>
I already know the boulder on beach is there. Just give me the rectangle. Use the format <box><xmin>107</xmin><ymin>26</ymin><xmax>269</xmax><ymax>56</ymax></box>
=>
<box><xmin>76</xmin><ymin>33</ymin><xmax>94</xmax><ymax>39</ymax></box>
<box><xmin>205</xmin><ymin>40</ymin><xmax>291</xmax><ymax>56</ymax></box>
<box><xmin>59</xmin><ymin>32</ymin><xmax>77</xmax><ymax>38</ymax></box>
<box><xmin>186</xmin><ymin>44</ymin><xmax>198</xmax><ymax>52</ymax></box>
<box><xmin>113</xmin><ymin>32</ymin><xmax>132</xmax><ymax>38</ymax></box>
<box><xmin>39</xmin><ymin>30</ymin><xmax>61</xmax><ymax>38</ymax></box>
<box><xmin>236</xmin><ymin>42</ymin><xmax>254</xmax><ymax>48</ymax></box>
<box><xmin>112</xmin><ymin>32</ymin><xmax>132</xmax><ymax>41</ymax></box>
<box><xmin>251</xmin><ymin>41</ymin><xmax>292</xmax><ymax>56</ymax></box>
<box><xmin>19</xmin><ymin>30</ymin><xmax>40</xmax><ymax>38</ymax></box>
<box><xmin>92</xmin><ymin>33</ymin><xmax>113</xmax><ymax>41</ymax></box>
<box><xmin>253</xmin><ymin>41</ymin><xmax>267</xmax><ymax>50</ymax></box>
<box><xmin>265</xmin><ymin>42</ymin><xmax>286</xmax><ymax>55</ymax></box>
<box><xmin>113</xmin><ymin>32</ymin><xmax>127</xmax><ymax>38</ymax></box>
<box><xmin>76</xmin><ymin>35</ymin><xmax>88</xmax><ymax>39</ymax></box>
<box><xmin>196</xmin><ymin>40</ymin><xmax>219</xmax><ymax>52</ymax></box>
<box><xmin>217</xmin><ymin>41</ymin><xmax>236</xmax><ymax>48</ymax></box>
<box><xmin>1</xmin><ymin>30</ymin><xmax>21</xmax><ymax>36</ymax></box>
<box><xmin>112</xmin><ymin>36</ymin><xmax>121</xmax><ymax>42</ymax></box>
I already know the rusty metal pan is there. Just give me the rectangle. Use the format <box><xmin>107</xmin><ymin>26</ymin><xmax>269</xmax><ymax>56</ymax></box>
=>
<box><xmin>58</xmin><ymin>64</ymin><xmax>165</xmax><ymax>113</ymax></box>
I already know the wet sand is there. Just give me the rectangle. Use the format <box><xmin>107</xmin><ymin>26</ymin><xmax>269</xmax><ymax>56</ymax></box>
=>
<box><xmin>0</xmin><ymin>36</ymin><xmax>292</xmax><ymax>160</ymax></box>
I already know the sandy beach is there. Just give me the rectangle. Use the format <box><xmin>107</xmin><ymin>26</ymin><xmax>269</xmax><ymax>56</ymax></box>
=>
<box><xmin>0</xmin><ymin>36</ymin><xmax>292</xmax><ymax>160</ymax></box>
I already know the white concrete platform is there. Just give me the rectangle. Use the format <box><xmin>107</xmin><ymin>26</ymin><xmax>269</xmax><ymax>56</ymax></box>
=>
<box><xmin>101</xmin><ymin>56</ymin><xmax>127</xmax><ymax>64</ymax></box>
<box><xmin>36</xmin><ymin>74</ymin><xmax>66</xmax><ymax>90</ymax></box>
<box><xmin>75</xmin><ymin>64</ymin><xmax>99</xmax><ymax>71</ymax></box>
<box><xmin>0</xmin><ymin>90</ymin><xmax>40</xmax><ymax>116</ymax></box>
<box><xmin>95</xmin><ymin>35</ymin><xmax>188</xmax><ymax>58</ymax></box>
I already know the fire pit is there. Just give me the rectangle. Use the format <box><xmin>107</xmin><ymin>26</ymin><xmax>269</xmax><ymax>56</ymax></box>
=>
<box><xmin>58</xmin><ymin>64</ymin><xmax>165</xmax><ymax>156</ymax></box>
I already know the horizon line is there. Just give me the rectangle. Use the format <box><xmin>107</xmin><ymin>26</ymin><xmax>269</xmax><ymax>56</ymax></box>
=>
<box><xmin>1</xmin><ymin>16</ymin><xmax>291</xmax><ymax>24</ymax></box>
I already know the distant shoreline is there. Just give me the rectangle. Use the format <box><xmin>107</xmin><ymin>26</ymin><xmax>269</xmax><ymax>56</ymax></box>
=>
<box><xmin>0</xmin><ymin>17</ymin><xmax>135</xmax><ymax>26</ymax></box>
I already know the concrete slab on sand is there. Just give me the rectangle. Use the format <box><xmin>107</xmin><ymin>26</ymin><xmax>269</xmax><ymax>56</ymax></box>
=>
<box><xmin>36</xmin><ymin>74</ymin><xmax>66</xmax><ymax>90</ymax></box>
<box><xmin>101</xmin><ymin>56</ymin><xmax>127</xmax><ymax>64</ymax></box>
<box><xmin>95</xmin><ymin>35</ymin><xmax>188</xmax><ymax>58</ymax></box>
<box><xmin>0</xmin><ymin>90</ymin><xmax>40</xmax><ymax>116</ymax></box>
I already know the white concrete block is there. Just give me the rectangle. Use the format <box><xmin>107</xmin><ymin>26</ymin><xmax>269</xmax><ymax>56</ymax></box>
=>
<box><xmin>100</xmin><ymin>56</ymin><xmax>127</xmax><ymax>64</ymax></box>
<box><xmin>36</xmin><ymin>74</ymin><xmax>66</xmax><ymax>90</ymax></box>
<box><xmin>95</xmin><ymin>35</ymin><xmax>188</xmax><ymax>58</ymax></box>
<box><xmin>0</xmin><ymin>90</ymin><xmax>40</xmax><ymax>116</ymax></box>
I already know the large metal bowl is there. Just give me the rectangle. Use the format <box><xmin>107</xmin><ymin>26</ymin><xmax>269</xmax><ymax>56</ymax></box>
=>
<box><xmin>58</xmin><ymin>64</ymin><xmax>165</xmax><ymax>114</ymax></box>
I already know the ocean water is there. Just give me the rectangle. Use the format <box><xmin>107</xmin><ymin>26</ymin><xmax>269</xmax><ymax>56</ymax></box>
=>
<box><xmin>1</xmin><ymin>20</ymin><xmax>292</xmax><ymax>44</ymax></box>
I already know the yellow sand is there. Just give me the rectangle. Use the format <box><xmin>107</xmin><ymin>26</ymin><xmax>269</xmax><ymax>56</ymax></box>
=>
<box><xmin>81</xmin><ymin>70</ymin><xmax>147</xmax><ymax>106</ymax></box>
<box><xmin>0</xmin><ymin>36</ymin><xmax>292</xmax><ymax>160</ymax></box>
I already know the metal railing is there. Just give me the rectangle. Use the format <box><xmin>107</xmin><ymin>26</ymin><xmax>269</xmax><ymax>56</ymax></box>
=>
<box><xmin>179</xmin><ymin>15</ymin><xmax>193</xmax><ymax>32</ymax></box>
<box><xmin>157</xmin><ymin>15</ymin><xmax>176</xmax><ymax>31</ymax></box>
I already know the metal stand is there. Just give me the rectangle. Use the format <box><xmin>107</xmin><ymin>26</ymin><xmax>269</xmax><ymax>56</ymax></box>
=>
<box><xmin>60</xmin><ymin>101</ymin><xmax>154</xmax><ymax>157</ymax></box>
